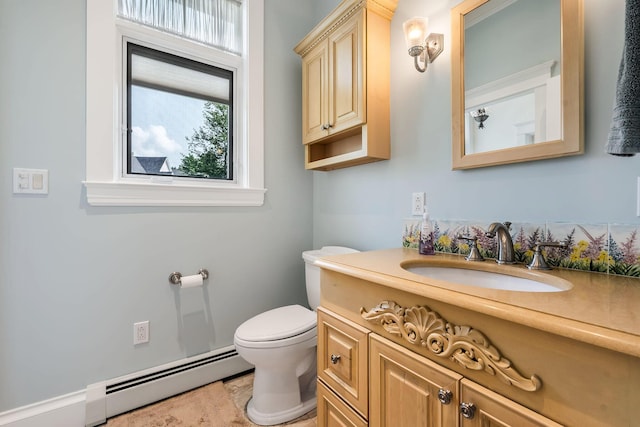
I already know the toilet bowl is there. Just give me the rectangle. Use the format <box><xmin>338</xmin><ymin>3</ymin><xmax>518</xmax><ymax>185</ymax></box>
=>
<box><xmin>233</xmin><ymin>246</ymin><xmax>359</xmax><ymax>426</ymax></box>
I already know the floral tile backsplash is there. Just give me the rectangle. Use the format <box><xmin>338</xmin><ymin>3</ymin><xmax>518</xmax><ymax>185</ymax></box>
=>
<box><xmin>402</xmin><ymin>219</ymin><xmax>640</xmax><ymax>278</ymax></box>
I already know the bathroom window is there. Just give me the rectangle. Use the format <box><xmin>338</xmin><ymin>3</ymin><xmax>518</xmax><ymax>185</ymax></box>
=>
<box><xmin>126</xmin><ymin>43</ymin><xmax>234</xmax><ymax>181</ymax></box>
<box><xmin>85</xmin><ymin>0</ymin><xmax>265</xmax><ymax>206</ymax></box>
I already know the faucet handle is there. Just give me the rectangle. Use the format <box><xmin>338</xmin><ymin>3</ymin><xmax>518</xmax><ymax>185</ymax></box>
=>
<box><xmin>527</xmin><ymin>241</ymin><xmax>568</xmax><ymax>270</ymax></box>
<box><xmin>456</xmin><ymin>235</ymin><xmax>485</xmax><ymax>262</ymax></box>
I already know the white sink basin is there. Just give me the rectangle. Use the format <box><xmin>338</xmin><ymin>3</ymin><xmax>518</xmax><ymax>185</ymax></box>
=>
<box><xmin>404</xmin><ymin>266</ymin><xmax>571</xmax><ymax>292</ymax></box>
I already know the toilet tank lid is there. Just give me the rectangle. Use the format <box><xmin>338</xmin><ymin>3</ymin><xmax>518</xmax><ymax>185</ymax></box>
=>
<box><xmin>302</xmin><ymin>246</ymin><xmax>359</xmax><ymax>263</ymax></box>
<box><xmin>235</xmin><ymin>305</ymin><xmax>316</xmax><ymax>342</ymax></box>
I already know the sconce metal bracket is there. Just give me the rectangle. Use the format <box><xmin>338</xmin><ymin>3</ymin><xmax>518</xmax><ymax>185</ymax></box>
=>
<box><xmin>411</xmin><ymin>33</ymin><xmax>445</xmax><ymax>73</ymax></box>
<box><xmin>426</xmin><ymin>33</ymin><xmax>444</xmax><ymax>63</ymax></box>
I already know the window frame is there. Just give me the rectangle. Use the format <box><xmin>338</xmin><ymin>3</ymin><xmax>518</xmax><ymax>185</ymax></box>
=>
<box><xmin>125</xmin><ymin>41</ymin><xmax>235</xmax><ymax>181</ymax></box>
<box><xmin>85</xmin><ymin>0</ymin><xmax>265</xmax><ymax>207</ymax></box>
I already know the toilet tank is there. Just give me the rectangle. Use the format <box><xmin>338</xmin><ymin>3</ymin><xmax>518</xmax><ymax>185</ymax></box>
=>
<box><xmin>302</xmin><ymin>246</ymin><xmax>359</xmax><ymax>310</ymax></box>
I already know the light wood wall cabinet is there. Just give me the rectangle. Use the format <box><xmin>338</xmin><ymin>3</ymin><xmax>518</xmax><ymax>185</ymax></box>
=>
<box><xmin>294</xmin><ymin>0</ymin><xmax>397</xmax><ymax>171</ymax></box>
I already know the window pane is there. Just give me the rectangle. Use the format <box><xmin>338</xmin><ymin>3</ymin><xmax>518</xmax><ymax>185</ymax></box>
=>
<box><xmin>127</xmin><ymin>44</ymin><xmax>233</xmax><ymax>180</ymax></box>
<box><xmin>118</xmin><ymin>0</ymin><xmax>242</xmax><ymax>54</ymax></box>
<box><xmin>119</xmin><ymin>0</ymin><xmax>184</xmax><ymax>32</ymax></box>
<box><xmin>184</xmin><ymin>0</ymin><xmax>242</xmax><ymax>54</ymax></box>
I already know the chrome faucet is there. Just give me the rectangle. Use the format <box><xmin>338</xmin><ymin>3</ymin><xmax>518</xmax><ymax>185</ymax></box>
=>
<box><xmin>485</xmin><ymin>222</ymin><xmax>515</xmax><ymax>264</ymax></box>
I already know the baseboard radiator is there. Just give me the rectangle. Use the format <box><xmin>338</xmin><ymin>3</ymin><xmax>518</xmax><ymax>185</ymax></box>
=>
<box><xmin>85</xmin><ymin>345</ymin><xmax>252</xmax><ymax>426</ymax></box>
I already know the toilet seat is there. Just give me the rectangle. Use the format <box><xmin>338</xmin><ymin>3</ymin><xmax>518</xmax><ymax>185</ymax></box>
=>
<box><xmin>234</xmin><ymin>305</ymin><xmax>317</xmax><ymax>349</ymax></box>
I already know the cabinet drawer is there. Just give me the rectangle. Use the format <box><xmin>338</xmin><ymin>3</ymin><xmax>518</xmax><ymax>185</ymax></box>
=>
<box><xmin>317</xmin><ymin>307</ymin><xmax>369</xmax><ymax>418</ymax></box>
<box><xmin>318</xmin><ymin>380</ymin><xmax>368</xmax><ymax>427</ymax></box>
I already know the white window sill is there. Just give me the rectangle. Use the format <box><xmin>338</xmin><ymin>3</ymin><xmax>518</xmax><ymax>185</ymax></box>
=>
<box><xmin>83</xmin><ymin>181</ymin><xmax>266</xmax><ymax>207</ymax></box>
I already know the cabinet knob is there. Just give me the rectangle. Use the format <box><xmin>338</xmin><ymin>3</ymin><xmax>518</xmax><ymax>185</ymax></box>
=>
<box><xmin>321</xmin><ymin>123</ymin><xmax>334</xmax><ymax>130</ymax></box>
<box><xmin>330</xmin><ymin>354</ymin><xmax>341</xmax><ymax>364</ymax></box>
<box><xmin>437</xmin><ymin>389</ymin><xmax>453</xmax><ymax>405</ymax></box>
<box><xmin>460</xmin><ymin>402</ymin><xmax>476</xmax><ymax>419</ymax></box>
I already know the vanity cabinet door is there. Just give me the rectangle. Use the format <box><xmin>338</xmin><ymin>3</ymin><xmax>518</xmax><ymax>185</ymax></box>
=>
<box><xmin>317</xmin><ymin>307</ymin><xmax>369</xmax><ymax>418</ymax></box>
<box><xmin>459</xmin><ymin>379</ymin><xmax>562</xmax><ymax>427</ymax></box>
<box><xmin>369</xmin><ymin>334</ymin><xmax>462</xmax><ymax>427</ymax></box>
<box><xmin>318</xmin><ymin>380</ymin><xmax>368</xmax><ymax>427</ymax></box>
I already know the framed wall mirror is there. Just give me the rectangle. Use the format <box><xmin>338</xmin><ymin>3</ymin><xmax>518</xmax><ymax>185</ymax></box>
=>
<box><xmin>451</xmin><ymin>0</ymin><xmax>583</xmax><ymax>170</ymax></box>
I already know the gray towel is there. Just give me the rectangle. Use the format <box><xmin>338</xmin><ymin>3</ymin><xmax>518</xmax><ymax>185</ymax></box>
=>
<box><xmin>606</xmin><ymin>0</ymin><xmax>640</xmax><ymax>156</ymax></box>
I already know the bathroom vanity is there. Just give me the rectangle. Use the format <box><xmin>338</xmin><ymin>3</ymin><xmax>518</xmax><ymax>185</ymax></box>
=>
<box><xmin>315</xmin><ymin>248</ymin><xmax>640</xmax><ymax>426</ymax></box>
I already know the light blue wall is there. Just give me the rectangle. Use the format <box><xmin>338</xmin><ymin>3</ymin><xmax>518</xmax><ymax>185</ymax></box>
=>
<box><xmin>465</xmin><ymin>0</ymin><xmax>560</xmax><ymax>88</ymax></box>
<box><xmin>0</xmin><ymin>0</ymin><xmax>635</xmax><ymax>415</ymax></box>
<box><xmin>313</xmin><ymin>0</ymin><xmax>638</xmax><ymax>251</ymax></box>
<box><xmin>0</xmin><ymin>0</ymin><xmax>317</xmax><ymax>412</ymax></box>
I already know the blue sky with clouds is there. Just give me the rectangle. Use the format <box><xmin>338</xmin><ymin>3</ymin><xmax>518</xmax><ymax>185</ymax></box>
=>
<box><xmin>130</xmin><ymin>85</ymin><xmax>208</xmax><ymax>169</ymax></box>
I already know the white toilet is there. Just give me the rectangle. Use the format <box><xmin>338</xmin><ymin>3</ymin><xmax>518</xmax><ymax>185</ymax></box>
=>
<box><xmin>233</xmin><ymin>246</ymin><xmax>359</xmax><ymax>426</ymax></box>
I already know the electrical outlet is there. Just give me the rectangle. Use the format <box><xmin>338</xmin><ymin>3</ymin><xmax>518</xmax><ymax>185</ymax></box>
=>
<box><xmin>412</xmin><ymin>192</ymin><xmax>425</xmax><ymax>215</ymax></box>
<box><xmin>133</xmin><ymin>321</ymin><xmax>149</xmax><ymax>345</ymax></box>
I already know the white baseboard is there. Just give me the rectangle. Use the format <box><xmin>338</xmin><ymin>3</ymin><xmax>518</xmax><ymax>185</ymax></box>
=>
<box><xmin>0</xmin><ymin>390</ymin><xmax>86</xmax><ymax>427</ymax></box>
<box><xmin>0</xmin><ymin>347</ymin><xmax>252</xmax><ymax>427</ymax></box>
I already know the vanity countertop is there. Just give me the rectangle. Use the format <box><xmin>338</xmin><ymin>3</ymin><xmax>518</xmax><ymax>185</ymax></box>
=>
<box><xmin>316</xmin><ymin>248</ymin><xmax>640</xmax><ymax>358</ymax></box>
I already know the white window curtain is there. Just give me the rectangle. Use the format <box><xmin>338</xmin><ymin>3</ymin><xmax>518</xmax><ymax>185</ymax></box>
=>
<box><xmin>118</xmin><ymin>0</ymin><xmax>243</xmax><ymax>54</ymax></box>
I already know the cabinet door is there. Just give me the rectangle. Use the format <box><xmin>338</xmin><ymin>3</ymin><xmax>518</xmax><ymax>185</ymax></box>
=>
<box><xmin>301</xmin><ymin>40</ymin><xmax>329</xmax><ymax>144</ymax></box>
<box><xmin>328</xmin><ymin>9</ymin><xmax>365</xmax><ymax>136</ymax></box>
<box><xmin>459</xmin><ymin>379</ymin><xmax>563</xmax><ymax>427</ymax></box>
<box><xmin>370</xmin><ymin>334</ymin><xmax>462</xmax><ymax>427</ymax></box>
<box><xmin>318</xmin><ymin>380</ymin><xmax>368</xmax><ymax>427</ymax></box>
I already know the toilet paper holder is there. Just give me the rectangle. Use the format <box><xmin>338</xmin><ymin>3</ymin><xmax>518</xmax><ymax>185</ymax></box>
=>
<box><xmin>168</xmin><ymin>269</ymin><xmax>209</xmax><ymax>285</ymax></box>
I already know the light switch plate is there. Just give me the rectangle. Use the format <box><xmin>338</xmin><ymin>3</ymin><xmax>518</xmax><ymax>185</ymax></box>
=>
<box><xmin>13</xmin><ymin>168</ymin><xmax>48</xmax><ymax>194</ymax></box>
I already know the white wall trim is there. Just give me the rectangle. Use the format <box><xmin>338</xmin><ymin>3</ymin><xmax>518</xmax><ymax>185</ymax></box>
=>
<box><xmin>0</xmin><ymin>347</ymin><xmax>252</xmax><ymax>427</ymax></box>
<box><xmin>0</xmin><ymin>390</ymin><xmax>86</xmax><ymax>427</ymax></box>
<box><xmin>83</xmin><ymin>180</ymin><xmax>266</xmax><ymax>207</ymax></box>
<box><xmin>465</xmin><ymin>60</ymin><xmax>556</xmax><ymax>108</ymax></box>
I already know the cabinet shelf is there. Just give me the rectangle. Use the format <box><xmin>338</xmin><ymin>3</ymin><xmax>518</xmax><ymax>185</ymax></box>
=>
<box><xmin>305</xmin><ymin>125</ymin><xmax>388</xmax><ymax>170</ymax></box>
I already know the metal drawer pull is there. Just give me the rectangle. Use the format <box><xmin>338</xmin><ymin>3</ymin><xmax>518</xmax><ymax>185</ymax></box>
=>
<box><xmin>437</xmin><ymin>389</ymin><xmax>453</xmax><ymax>405</ymax></box>
<box><xmin>330</xmin><ymin>354</ymin><xmax>341</xmax><ymax>364</ymax></box>
<box><xmin>460</xmin><ymin>402</ymin><xmax>476</xmax><ymax>419</ymax></box>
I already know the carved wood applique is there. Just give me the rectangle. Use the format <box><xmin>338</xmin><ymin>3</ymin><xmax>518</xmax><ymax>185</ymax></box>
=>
<box><xmin>360</xmin><ymin>300</ymin><xmax>542</xmax><ymax>392</ymax></box>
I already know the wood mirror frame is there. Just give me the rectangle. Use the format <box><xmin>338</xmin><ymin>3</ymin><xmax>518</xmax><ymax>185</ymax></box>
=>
<box><xmin>451</xmin><ymin>0</ymin><xmax>584</xmax><ymax>170</ymax></box>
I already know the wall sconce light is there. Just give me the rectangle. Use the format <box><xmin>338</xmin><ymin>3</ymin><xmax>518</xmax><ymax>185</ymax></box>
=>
<box><xmin>471</xmin><ymin>108</ymin><xmax>489</xmax><ymax>129</ymax></box>
<box><xmin>403</xmin><ymin>17</ymin><xmax>444</xmax><ymax>73</ymax></box>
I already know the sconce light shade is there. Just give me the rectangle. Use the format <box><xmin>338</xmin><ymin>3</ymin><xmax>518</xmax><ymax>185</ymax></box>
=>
<box><xmin>403</xmin><ymin>16</ymin><xmax>444</xmax><ymax>73</ymax></box>
<box><xmin>403</xmin><ymin>17</ymin><xmax>428</xmax><ymax>55</ymax></box>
